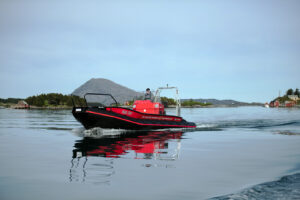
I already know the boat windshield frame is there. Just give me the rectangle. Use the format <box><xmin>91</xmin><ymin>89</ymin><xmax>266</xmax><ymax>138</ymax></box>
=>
<box><xmin>83</xmin><ymin>93</ymin><xmax>119</xmax><ymax>107</ymax></box>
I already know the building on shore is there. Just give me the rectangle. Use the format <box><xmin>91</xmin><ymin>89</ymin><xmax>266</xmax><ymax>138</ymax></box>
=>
<box><xmin>285</xmin><ymin>101</ymin><xmax>296</xmax><ymax>107</ymax></box>
<box><xmin>269</xmin><ymin>100</ymin><xmax>280</xmax><ymax>107</ymax></box>
<box><xmin>13</xmin><ymin>101</ymin><xmax>30</xmax><ymax>109</ymax></box>
<box><xmin>287</xmin><ymin>95</ymin><xmax>300</xmax><ymax>101</ymax></box>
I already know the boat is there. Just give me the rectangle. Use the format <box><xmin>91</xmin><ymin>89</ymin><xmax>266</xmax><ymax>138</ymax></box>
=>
<box><xmin>264</xmin><ymin>102</ymin><xmax>269</xmax><ymax>108</ymax></box>
<box><xmin>72</xmin><ymin>86</ymin><xmax>196</xmax><ymax>130</ymax></box>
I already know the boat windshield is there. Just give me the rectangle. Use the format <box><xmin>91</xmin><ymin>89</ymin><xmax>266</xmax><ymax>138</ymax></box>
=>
<box><xmin>84</xmin><ymin>93</ymin><xmax>118</xmax><ymax>107</ymax></box>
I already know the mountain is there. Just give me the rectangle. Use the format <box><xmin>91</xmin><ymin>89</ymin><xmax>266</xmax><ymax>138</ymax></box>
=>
<box><xmin>72</xmin><ymin>78</ymin><xmax>143</xmax><ymax>103</ymax></box>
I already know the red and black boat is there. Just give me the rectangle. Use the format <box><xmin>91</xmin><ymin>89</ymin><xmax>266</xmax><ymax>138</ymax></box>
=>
<box><xmin>72</xmin><ymin>87</ymin><xmax>196</xmax><ymax>130</ymax></box>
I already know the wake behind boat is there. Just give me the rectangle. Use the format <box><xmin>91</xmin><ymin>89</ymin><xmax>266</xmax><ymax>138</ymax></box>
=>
<box><xmin>72</xmin><ymin>86</ymin><xmax>196</xmax><ymax>130</ymax></box>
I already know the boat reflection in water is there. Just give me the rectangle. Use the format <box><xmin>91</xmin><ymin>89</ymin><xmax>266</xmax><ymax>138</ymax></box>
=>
<box><xmin>70</xmin><ymin>128</ymin><xmax>184</xmax><ymax>184</ymax></box>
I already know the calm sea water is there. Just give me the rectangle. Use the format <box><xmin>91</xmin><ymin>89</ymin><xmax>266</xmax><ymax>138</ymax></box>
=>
<box><xmin>0</xmin><ymin>107</ymin><xmax>300</xmax><ymax>200</ymax></box>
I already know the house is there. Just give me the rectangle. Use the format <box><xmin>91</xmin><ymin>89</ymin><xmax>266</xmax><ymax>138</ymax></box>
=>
<box><xmin>14</xmin><ymin>101</ymin><xmax>30</xmax><ymax>109</ymax></box>
<box><xmin>285</xmin><ymin>101</ymin><xmax>296</xmax><ymax>107</ymax></box>
<box><xmin>270</xmin><ymin>100</ymin><xmax>280</xmax><ymax>107</ymax></box>
<box><xmin>288</xmin><ymin>95</ymin><xmax>299</xmax><ymax>101</ymax></box>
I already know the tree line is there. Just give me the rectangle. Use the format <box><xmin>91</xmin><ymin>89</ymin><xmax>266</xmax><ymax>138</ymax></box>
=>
<box><xmin>160</xmin><ymin>97</ymin><xmax>177</xmax><ymax>107</ymax></box>
<box><xmin>25</xmin><ymin>93</ymin><xmax>85</xmax><ymax>107</ymax></box>
<box><xmin>0</xmin><ymin>98</ymin><xmax>24</xmax><ymax>104</ymax></box>
<box><xmin>285</xmin><ymin>88</ymin><xmax>299</xmax><ymax>96</ymax></box>
<box><xmin>181</xmin><ymin>99</ymin><xmax>212</xmax><ymax>107</ymax></box>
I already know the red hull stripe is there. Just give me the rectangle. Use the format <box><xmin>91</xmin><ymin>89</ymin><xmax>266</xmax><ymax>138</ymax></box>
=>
<box><xmin>86</xmin><ymin>111</ymin><xmax>196</xmax><ymax>128</ymax></box>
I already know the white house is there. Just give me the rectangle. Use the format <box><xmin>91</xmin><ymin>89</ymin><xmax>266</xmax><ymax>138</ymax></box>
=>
<box><xmin>288</xmin><ymin>95</ymin><xmax>299</xmax><ymax>101</ymax></box>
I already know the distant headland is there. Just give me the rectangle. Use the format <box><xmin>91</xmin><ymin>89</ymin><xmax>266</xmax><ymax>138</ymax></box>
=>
<box><xmin>267</xmin><ymin>88</ymin><xmax>300</xmax><ymax>108</ymax></box>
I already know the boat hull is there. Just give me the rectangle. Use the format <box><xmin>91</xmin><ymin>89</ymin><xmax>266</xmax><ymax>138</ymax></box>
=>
<box><xmin>72</xmin><ymin>107</ymin><xmax>196</xmax><ymax>130</ymax></box>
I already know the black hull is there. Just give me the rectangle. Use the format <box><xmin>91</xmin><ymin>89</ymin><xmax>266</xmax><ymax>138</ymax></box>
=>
<box><xmin>72</xmin><ymin>107</ymin><xmax>196</xmax><ymax>130</ymax></box>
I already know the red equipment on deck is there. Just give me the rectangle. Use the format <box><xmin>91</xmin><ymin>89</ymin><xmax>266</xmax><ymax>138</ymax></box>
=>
<box><xmin>133</xmin><ymin>100</ymin><xmax>165</xmax><ymax>115</ymax></box>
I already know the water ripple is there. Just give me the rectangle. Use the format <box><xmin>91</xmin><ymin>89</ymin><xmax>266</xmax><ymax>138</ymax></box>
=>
<box><xmin>209</xmin><ymin>173</ymin><xmax>300</xmax><ymax>200</ymax></box>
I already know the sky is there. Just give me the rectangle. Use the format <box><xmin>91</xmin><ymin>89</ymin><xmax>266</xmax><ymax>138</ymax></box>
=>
<box><xmin>0</xmin><ymin>0</ymin><xmax>299</xmax><ymax>103</ymax></box>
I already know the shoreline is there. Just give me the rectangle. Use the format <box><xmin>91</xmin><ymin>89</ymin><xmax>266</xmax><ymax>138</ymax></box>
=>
<box><xmin>3</xmin><ymin>106</ymin><xmax>73</xmax><ymax>110</ymax></box>
<box><xmin>3</xmin><ymin>104</ymin><xmax>300</xmax><ymax>110</ymax></box>
<box><xmin>2</xmin><ymin>105</ymin><xmax>264</xmax><ymax>110</ymax></box>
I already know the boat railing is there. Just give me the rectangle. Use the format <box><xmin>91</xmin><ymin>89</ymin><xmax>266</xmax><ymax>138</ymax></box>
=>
<box><xmin>154</xmin><ymin>86</ymin><xmax>181</xmax><ymax>117</ymax></box>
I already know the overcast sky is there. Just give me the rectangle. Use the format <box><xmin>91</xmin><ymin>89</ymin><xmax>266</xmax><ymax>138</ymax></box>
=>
<box><xmin>0</xmin><ymin>0</ymin><xmax>299</xmax><ymax>102</ymax></box>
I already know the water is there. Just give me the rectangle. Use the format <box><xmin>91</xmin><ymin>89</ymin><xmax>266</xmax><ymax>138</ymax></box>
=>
<box><xmin>0</xmin><ymin>107</ymin><xmax>300</xmax><ymax>200</ymax></box>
